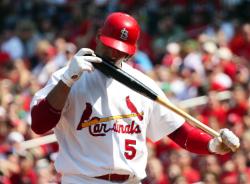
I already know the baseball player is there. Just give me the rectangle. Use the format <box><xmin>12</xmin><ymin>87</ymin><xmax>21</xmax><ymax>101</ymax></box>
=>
<box><xmin>30</xmin><ymin>12</ymin><xmax>240</xmax><ymax>184</ymax></box>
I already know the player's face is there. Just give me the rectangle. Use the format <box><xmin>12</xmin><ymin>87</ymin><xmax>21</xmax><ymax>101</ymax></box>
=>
<box><xmin>96</xmin><ymin>41</ymin><xmax>130</xmax><ymax>67</ymax></box>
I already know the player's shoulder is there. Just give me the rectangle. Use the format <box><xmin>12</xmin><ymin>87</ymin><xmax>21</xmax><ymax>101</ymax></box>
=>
<box><xmin>122</xmin><ymin>62</ymin><xmax>161</xmax><ymax>92</ymax></box>
<box><xmin>123</xmin><ymin>63</ymin><xmax>151</xmax><ymax>80</ymax></box>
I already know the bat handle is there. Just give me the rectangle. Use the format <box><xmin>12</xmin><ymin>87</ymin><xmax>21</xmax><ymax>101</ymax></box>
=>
<box><xmin>156</xmin><ymin>96</ymin><xmax>221</xmax><ymax>138</ymax></box>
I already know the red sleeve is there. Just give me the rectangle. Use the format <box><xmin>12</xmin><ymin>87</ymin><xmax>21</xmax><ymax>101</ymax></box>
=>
<box><xmin>168</xmin><ymin>122</ymin><xmax>213</xmax><ymax>154</ymax></box>
<box><xmin>31</xmin><ymin>98</ymin><xmax>61</xmax><ymax>135</ymax></box>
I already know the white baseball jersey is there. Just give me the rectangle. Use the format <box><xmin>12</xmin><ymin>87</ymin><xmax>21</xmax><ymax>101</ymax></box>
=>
<box><xmin>31</xmin><ymin>62</ymin><xmax>185</xmax><ymax>183</ymax></box>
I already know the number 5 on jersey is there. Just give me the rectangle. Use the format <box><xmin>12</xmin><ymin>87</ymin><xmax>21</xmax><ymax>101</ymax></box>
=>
<box><xmin>124</xmin><ymin>139</ymin><xmax>136</xmax><ymax>160</ymax></box>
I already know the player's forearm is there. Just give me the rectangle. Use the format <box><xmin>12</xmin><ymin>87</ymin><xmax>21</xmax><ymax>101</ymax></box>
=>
<box><xmin>168</xmin><ymin>122</ymin><xmax>213</xmax><ymax>154</ymax></box>
<box><xmin>46</xmin><ymin>80</ymin><xmax>71</xmax><ymax>110</ymax></box>
<box><xmin>31</xmin><ymin>80</ymin><xmax>70</xmax><ymax>134</ymax></box>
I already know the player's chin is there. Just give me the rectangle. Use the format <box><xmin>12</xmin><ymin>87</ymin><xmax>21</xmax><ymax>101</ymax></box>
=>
<box><xmin>99</xmin><ymin>55</ymin><xmax>114</xmax><ymax>63</ymax></box>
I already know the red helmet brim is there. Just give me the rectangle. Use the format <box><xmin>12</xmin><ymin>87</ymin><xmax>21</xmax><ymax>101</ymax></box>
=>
<box><xmin>100</xmin><ymin>35</ymin><xmax>136</xmax><ymax>55</ymax></box>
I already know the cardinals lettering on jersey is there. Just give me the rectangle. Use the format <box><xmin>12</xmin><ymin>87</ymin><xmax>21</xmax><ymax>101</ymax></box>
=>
<box><xmin>77</xmin><ymin>96</ymin><xmax>143</xmax><ymax>136</ymax></box>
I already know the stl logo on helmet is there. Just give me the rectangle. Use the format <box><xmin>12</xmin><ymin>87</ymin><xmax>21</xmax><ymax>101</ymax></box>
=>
<box><xmin>120</xmin><ymin>28</ymin><xmax>128</xmax><ymax>40</ymax></box>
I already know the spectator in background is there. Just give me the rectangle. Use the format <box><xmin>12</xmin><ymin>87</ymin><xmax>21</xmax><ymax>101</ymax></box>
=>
<box><xmin>153</xmin><ymin>15</ymin><xmax>187</xmax><ymax>63</ymax></box>
<box><xmin>241</xmin><ymin>130</ymin><xmax>250</xmax><ymax>166</ymax></box>
<box><xmin>201</xmin><ymin>172</ymin><xmax>219</xmax><ymax>184</ymax></box>
<box><xmin>176</xmin><ymin>150</ymin><xmax>201</xmax><ymax>183</ymax></box>
<box><xmin>199</xmin><ymin>91</ymin><xmax>228</xmax><ymax>128</ymax></box>
<box><xmin>230</xmin><ymin>23</ymin><xmax>250</xmax><ymax>62</ymax></box>
<box><xmin>182</xmin><ymin>39</ymin><xmax>205</xmax><ymax>79</ymax></box>
<box><xmin>161</xmin><ymin>42</ymin><xmax>182</xmax><ymax>72</ymax></box>
<box><xmin>209</xmin><ymin>63</ymin><xmax>233</xmax><ymax>92</ymax></box>
<box><xmin>217</xmin><ymin>47</ymin><xmax>237</xmax><ymax>81</ymax></box>
<box><xmin>143</xmin><ymin>141</ymin><xmax>169</xmax><ymax>184</ymax></box>
<box><xmin>203</xmin><ymin>12</ymin><xmax>235</xmax><ymax>46</ymax></box>
<box><xmin>130</xmin><ymin>50</ymin><xmax>154</xmax><ymax>74</ymax></box>
<box><xmin>36</xmin><ymin>38</ymin><xmax>76</xmax><ymax>86</ymax></box>
<box><xmin>31</xmin><ymin>40</ymin><xmax>56</xmax><ymax>82</ymax></box>
<box><xmin>14</xmin><ymin>59</ymin><xmax>32</xmax><ymax>89</ymax></box>
<box><xmin>0</xmin><ymin>52</ymin><xmax>12</xmax><ymax>79</ymax></box>
<box><xmin>200</xmin><ymin>155</ymin><xmax>222</xmax><ymax>177</ymax></box>
<box><xmin>38</xmin><ymin>18</ymin><xmax>56</xmax><ymax>42</ymax></box>
<box><xmin>200</xmin><ymin>40</ymin><xmax>218</xmax><ymax>72</ymax></box>
<box><xmin>1</xmin><ymin>23</ymin><xmax>23</xmax><ymax>60</ymax></box>
<box><xmin>16</xmin><ymin>19</ymin><xmax>42</xmax><ymax>60</ymax></box>
<box><xmin>220</xmin><ymin>151</ymin><xmax>250</xmax><ymax>184</ymax></box>
<box><xmin>228</xmin><ymin>85</ymin><xmax>248</xmax><ymax>118</ymax></box>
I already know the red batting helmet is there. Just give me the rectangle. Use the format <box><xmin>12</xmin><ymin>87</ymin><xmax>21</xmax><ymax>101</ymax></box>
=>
<box><xmin>99</xmin><ymin>12</ymin><xmax>140</xmax><ymax>55</ymax></box>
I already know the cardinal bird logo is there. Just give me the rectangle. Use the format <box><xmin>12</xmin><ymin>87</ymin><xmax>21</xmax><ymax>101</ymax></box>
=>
<box><xmin>126</xmin><ymin>96</ymin><xmax>143</xmax><ymax>121</ymax></box>
<box><xmin>77</xmin><ymin>103</ymin><xmax>92</xmax><ymax>130</ymax></box>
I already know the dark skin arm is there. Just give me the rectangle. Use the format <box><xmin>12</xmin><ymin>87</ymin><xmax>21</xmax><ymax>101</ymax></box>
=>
<box><xmin>46</xmin><ymin>80</ymin><xmax>71</xmax><ymax>110</ymax></box>
<box><xmin>31</xmin><ymin>80</ymin><xmax>70</xmax><ymax>134</ymax></box>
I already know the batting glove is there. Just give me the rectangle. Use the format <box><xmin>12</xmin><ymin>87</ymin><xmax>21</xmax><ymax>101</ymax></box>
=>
<box><xmin>61</xmin><ymin>48</ymin><xmax>102</xmax><ymax>87</ymax></box>
<box><xmin>208</xmin><ymin>128</ymin><xmax>240</xmax><ymax>155</ymax></box>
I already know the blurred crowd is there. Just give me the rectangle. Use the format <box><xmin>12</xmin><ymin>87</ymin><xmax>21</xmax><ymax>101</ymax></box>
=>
<box><xmin>0</xmin><ymin>0</ymin><xmax>250</xmax><ymax>184</ymax></box>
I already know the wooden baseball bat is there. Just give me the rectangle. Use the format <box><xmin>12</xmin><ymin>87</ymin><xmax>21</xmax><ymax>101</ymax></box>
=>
<box><xmin>92</xmin><ymin>58</ymin><xmax>220</xmax><ymax>138</ymax></box>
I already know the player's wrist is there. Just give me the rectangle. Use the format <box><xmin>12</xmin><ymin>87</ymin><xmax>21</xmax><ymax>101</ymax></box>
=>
<box><xmin>61</xmin><ymin>72</ymin><xmax>75</xmax><ymax>87</ymax></box>
<box><xmin>208</xmin><ymin>138</ymin><xmax>217</xmax><ymax>154</ymax></box>
<box><xmin>208</xmin><ymin>137</ymin><xmax>227</xmax><ymax>155</ymax></box>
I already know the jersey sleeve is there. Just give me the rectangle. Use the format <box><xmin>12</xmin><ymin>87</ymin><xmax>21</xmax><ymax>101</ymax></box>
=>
<box><xmin>30</xmin><ymin>67</ymin><xmax>67</xmax><ymax>109</ymax></box>
<box><xmin>146</xmin><ymin>89</ymin><xmax>185</xmax><ymax>142</ymax></box>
